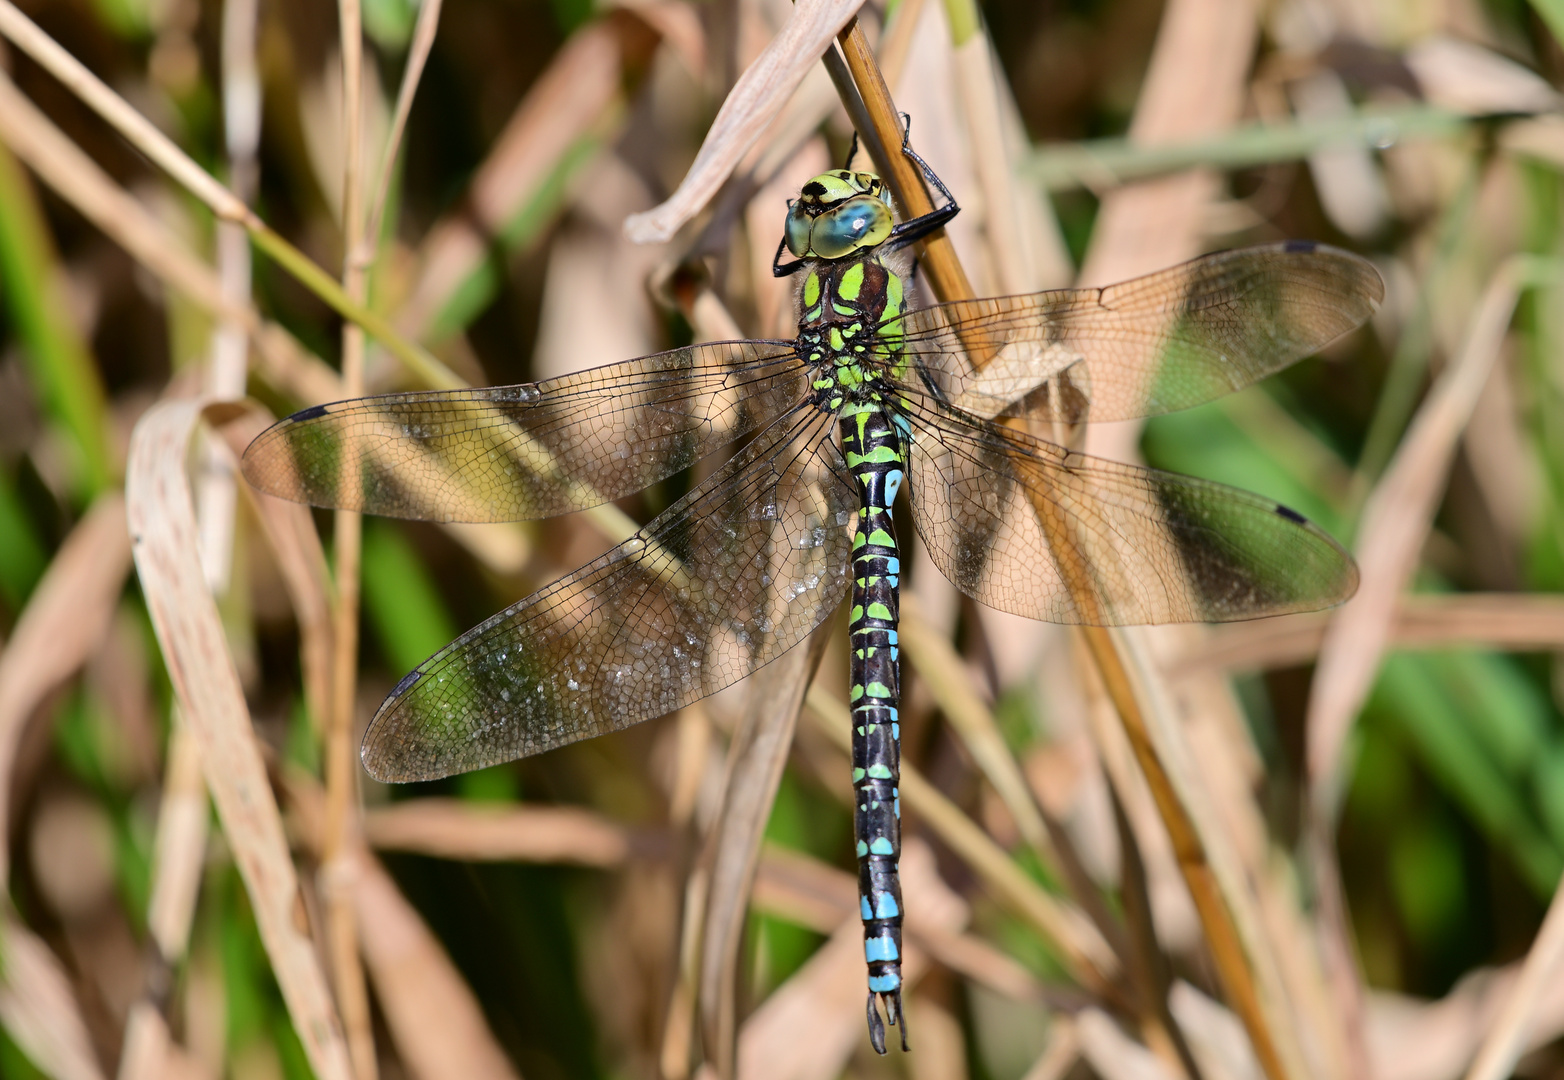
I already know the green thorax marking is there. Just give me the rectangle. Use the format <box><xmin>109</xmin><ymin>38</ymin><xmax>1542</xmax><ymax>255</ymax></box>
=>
<box><xmin>799</xmin><ymin>254</ymin><xmax>911</xmax><ymax>410</ymax></box>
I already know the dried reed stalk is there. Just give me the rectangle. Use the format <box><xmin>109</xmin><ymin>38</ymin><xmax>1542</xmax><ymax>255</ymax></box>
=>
<box><xmin>127</xmin><ymin>398</ymin><xmax>355</xmax><ymax>1080</ymax></box>
<box><xmin>323</xmin><ymin>4</ymin><xmax>377</xmax><ymax>1076</ymax></box>
<box><xmin>836</xmin><ymin>15</ymin><xmax>1291</xmax><ymax>1079</ymax></box>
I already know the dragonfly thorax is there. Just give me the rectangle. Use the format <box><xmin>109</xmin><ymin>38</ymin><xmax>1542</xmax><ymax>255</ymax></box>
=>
<box><xmin>795</xmin><ymin>251</ymin><xmax>913</xmax><ymax>411</ymax></box>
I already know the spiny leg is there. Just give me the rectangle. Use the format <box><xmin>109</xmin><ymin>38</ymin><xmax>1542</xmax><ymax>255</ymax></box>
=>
<box><xmin>885</xmin><ymin>116</ymin><xmax>960</xmax><ymax>252</ymax></box>
<box><xmin>841</xmin><ymin>406</ymin><xmax>911</xmax><ymax>1053</ymax></box>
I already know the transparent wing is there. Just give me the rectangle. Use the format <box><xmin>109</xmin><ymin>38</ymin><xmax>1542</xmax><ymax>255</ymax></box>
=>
<box><xmin>361</xmin><ymin>404</ymin><xmax>857</xmax><ymax>781</ymax></box>
<box><xmin>890</xmin><ymin>243</ymin><xmax>1383</xmax><ymax>424</ymax></box>
<box><xmin>242</xmin><ymin>341</ymin><xmax>807</xmax><ymax>522</ymax></box>
<box><xmin>902</xmin><ymin>398</ymin><xmax>1358</xmax><ymax>626</ymax></box>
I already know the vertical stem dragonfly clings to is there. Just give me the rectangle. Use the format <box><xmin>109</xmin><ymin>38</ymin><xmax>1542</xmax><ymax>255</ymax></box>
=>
<box><xmin>242</xmin><ymin>122</ymin><xmax>1382</xmax><ymax>1052</ymax></box>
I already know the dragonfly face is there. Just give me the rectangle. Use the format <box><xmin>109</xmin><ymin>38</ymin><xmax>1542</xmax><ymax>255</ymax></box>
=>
<box><xmin>784</xmin><ymin>169</ymin><xmax>895</xmax><ymax>260</ymax></box>
<box><xmin>240</xmin><ymin>136</ymin><xmax>1384</xmax><ymax>1059</ymax></box>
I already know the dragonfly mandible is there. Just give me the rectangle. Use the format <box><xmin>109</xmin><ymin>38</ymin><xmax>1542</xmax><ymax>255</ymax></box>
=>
<box><xmin>242</xmin><ymin>135</ymin><xmax>1383</xmax><ymax>1055</ymax></box>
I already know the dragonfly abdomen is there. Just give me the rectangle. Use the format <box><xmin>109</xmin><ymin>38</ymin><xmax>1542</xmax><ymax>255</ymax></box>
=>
<box><xmin>841</xmin><ymin>405</ymin><xmax>910</xmax><ymax>1054</ymax></box>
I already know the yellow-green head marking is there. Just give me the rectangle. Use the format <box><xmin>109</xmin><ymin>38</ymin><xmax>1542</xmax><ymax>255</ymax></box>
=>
<box><xmin>784</xmin><ymin>170</ymin><xmax>895</xmax><ymax>260</ymax></box>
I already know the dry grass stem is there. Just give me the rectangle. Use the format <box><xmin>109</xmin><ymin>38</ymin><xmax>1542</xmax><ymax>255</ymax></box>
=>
<box><xmin>0</xmin><ymin>70</ymin><xmax>242</xmax><ymax>322</ymax></box>
<box><xmin>0</xmin><ymin>0</ymin><xmax>246</xmax><ymax>219</ymax></box>
<box><xmin>1462</xmin><ymin>864</ymin><xmax>1564</xmax><ymax>1080</ymax></box>
<box><xmin>0</xmin><ymin>0</ymin><xmax>451</xmax><ymax>385</ymax></box>
<box><xmin>323</xmin><ymin>2</ymin><xmax>378</xmax><ymax>1073</ymax></box>
<box><xmin>365</xmin><ymin>798</ymin><xmax>635</xmax><ymax>865</ymax></box>
<box><xmin>1183</xmin><ymin>593</ymin><xmax>1564</xmax><ymax>673</ymax></box>
<box><xmin>127</xmin><ymin>398</ymin><xmax>354</xmax><ymax>1080</ymax></box>
<box><xmin>360</xmin><ymin>0</ymin><xmax>445</xmax><ymax>268</ymax></box>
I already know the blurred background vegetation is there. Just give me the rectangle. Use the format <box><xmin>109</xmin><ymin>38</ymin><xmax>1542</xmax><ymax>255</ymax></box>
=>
<box><xmin>6</xmin><ymin>0</ymin><xmax>1564</xmax><ymax>1077</ymax></box>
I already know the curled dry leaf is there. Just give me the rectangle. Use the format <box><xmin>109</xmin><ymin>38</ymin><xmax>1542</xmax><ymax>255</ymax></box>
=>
<box><xmin>1405</xmin><ymin>36</ymin><xmax>1563</xmax><ymax>117</ymax></box>
<box><xmin>126</xmin><ymin>398</ymin><xmax>354</xmax><ymax>1080</ymax></box>
<box><xmin>623</xmin><ymin>0</ymin><xmax>867</xmax><ymax>244</ymax></box>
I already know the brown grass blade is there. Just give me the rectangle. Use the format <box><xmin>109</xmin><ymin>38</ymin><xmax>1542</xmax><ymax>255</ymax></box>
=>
<box><xmin>1179</xmin><ymin>593</ymin><xmax>1564</xmax><ymax>674</ymax></box>
<box><xmin>126</xmin><ymin>398</ymin><xmax>354</xmax><ymax>1080</ymax></box>
<box><xmin>731</xmin><ymin>841</ymin><xmax>964</xmax><ymax>1080</ymax></box>
<box><xmin>354</xmin><ymin>852</ymin><xmax>522</xmax><ymax>1080</ymax></box>
<box><xmin>624</xmin><ymin>0</ymin><xmax>867</xmax><ymax>243</ymax></box>
<box><xmin>1306</xmin><ymin>256</ymin><xmax>1560</xmax><ymax>809</ymax></box>
<box><xmin>1462</xmin><ymin>863</ymin><xmax>1564</xmax><ymax>1080</ymax></box>
<box><xmin>364</xmin><ymin>798</ymin><xmax>635</xmax><ymax>866</ymax></box>
<box><xmin>753</xmin><ymin>845</ymin><xmax>1057</xmax><ymax>1005</ymax></box>
<box><xmin>700</xmin><ymin>627</ymin><xmax>831</xmax><ymax>1078</ymax></box>
<box><xmin>0</xmin><ymin>493</ymin><xmax>129</xmax><ymax>879</ymax></box>
<box><xmin>219</xmin><ymin>410</ymin><xmax>335</xmax><ymax>727</ymax></box>
<box><xmin>0</xmin><ymin>917</ymin><xmax>107</xmax><ymax>1080</ymax></box>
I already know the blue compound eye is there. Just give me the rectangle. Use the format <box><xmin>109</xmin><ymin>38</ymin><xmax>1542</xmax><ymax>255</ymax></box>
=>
<box><xmin>784</xmin><ymin>202</ymin><xmax>815</xmax><ymax>257</ymax></box>
<box><xmin>808</xmin><ymin>195</ymin><xmax>893</xmax><ymax>259</ymax></box>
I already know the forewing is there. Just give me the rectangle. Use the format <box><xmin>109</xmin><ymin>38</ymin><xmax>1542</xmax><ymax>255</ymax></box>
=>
<box><xmin>242</xmin><ymin>341</ymin><xmax>807</xmax><ymax>522</ymax></box>
<box><xmin>361</xmin><ymin>405</ymin><xmax>857</xmax><ymax>781</ymax></box>
<box><xmin>903</xmin><ymin>399</ymin><xmax>1358</xmax><ymax>626</ymax></box>
<box><xmin>890</xmin><ymin>243</ymin><xmax>1383</xmax><ymax>424</ymax></box>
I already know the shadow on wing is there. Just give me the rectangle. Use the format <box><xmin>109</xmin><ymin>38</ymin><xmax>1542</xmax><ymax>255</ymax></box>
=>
<box><xmin>902</xmin><ymin>398</ymin><xmax>1358</xmax><ymax>626</ymax></box>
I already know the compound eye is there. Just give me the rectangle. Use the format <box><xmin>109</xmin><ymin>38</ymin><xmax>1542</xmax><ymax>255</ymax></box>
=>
<box><xmin>784</xmin><ymin>202</ymin><xmax>815</xmax><ymax>257</ymax></box>
<box><xmin>807</xmin><ymin>195</ymin><xmax>892</xmax><ymax>259</ymax></box>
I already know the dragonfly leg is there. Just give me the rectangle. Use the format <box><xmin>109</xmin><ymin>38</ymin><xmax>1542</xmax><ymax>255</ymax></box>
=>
<box><xmin>771</xmin><ymin>230</ymin><xmax>810</xmax><ymax>278</ymax></box>
<box><xmin>886</xmin><ymin>123</ymin><xmax>960</xmax><ymax>251</ymax></box>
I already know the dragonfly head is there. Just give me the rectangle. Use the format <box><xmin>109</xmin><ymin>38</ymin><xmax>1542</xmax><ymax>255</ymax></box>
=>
<box><xmin>784</xmin><ymin>170</ymin><xmax>895</xmax><ymax>260</ymax></box>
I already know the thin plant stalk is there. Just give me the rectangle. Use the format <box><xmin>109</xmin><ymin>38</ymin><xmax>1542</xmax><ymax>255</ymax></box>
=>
<box><xmin>834</xmin><ymin>21</ymin><xmax>1291</xmax><ymax>1080</ymax></box>
<box><xmin>359</xmin><ymin>0</ymin><xmax>444</xmax><ymax>268</ymax></box>
<box><xmin>326</xmin><ymin>3</ymin><xmax>377</xmax><ymax>1078</ymax></box>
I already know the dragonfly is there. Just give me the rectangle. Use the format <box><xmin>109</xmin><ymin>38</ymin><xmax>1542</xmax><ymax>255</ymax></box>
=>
<box><xmin>242</xmin><ymin>136</ymin><xmax>1382</xmax><ymax>1054</ymax></box>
